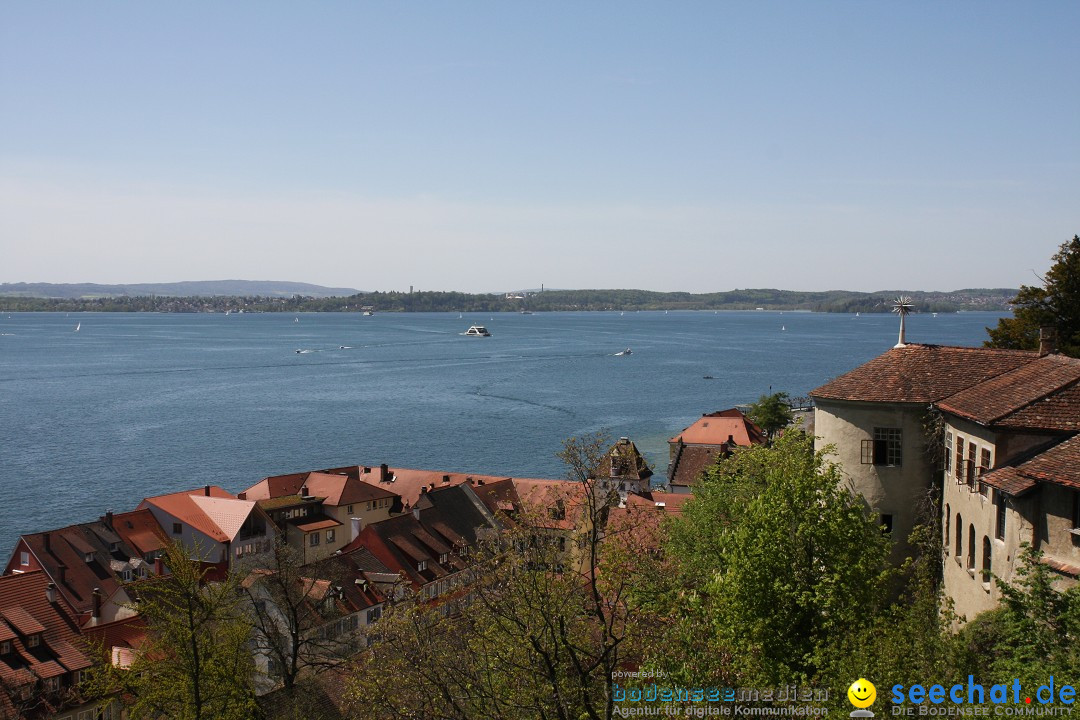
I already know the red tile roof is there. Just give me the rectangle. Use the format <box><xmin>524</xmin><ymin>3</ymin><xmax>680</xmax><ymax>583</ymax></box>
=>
<box><xmin>669</xmin><ymin>445</ymin><xmax>724</xmax><ymax>489</ymax></box>
<box><xmin>243</xmin><ymin>469</ymin><xmax>398</xmax><ymax>507</ymax></box>
<box><xmin>4</xmin><ymin>519</ymin><xmax>143</xmax><ymax>622</ymax></box>
<box><xmin>354</xmin><ymin>465</ymin><xmax>556</xmax><ymax>509</ymax></box>
<box><xmin>981</xmin><ymin>435</ymin><xmax>1080</xmax><ymax>496</ymax></box>
<box><xmin>139</xmin><ymin>486</ymin><xmax>259</xmax><ymax>543</ymax></box>
<box><xmin>996</xmin><ymin>381</ymin><xmax>1080</xmax><ymax>432</ymax></box>
<box><xmin>811</xmin><ymin>344</ymin><xmax>1038</xmax><ymax>404</ymax></box>
<box><xmin>670</xmin><ymin>409</ymin><xmax>766</xmax><ymax>446</ymax></box>
<box><xmin>0</xmin><ymin>571</ymin><xmax>92</xmax><ymax>691</ymax></box>
<box><xmin>110</xmin><ymin>509</ymin><xmax>168</xmax><ymax>558</ymax></box>
<box><xmin>937</xmin><ymin>354</ymin><xmax>1080</xmax><ymax>427</ymax></box>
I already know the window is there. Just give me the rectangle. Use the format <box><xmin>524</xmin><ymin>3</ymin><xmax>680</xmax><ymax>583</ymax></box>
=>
<box><xmin>44</xmin><ymin>676</ymin><xmax>60</xmax><ymax>692</ymax></box>
<box><xmin>172</xmin><ymin>522</ymin><xmax>182</xmax><ymax>535</ymax></box>
<box><xmin>966</xmin><ymin>442</ymin><xmax>977</xmax><ymax>489</ymax></box>
<box><xmin>347</xmin><ymin>505</ymin><xmax>354</xmax><ymax>514</ymax></box>
<box><xmin>944</xmin><ymin>432</ymin><xmax>953</xmax><ymax>473</ymax></box>
<box><xmin>955</xmin><ymin>514</ymin><xmax>963</xmax><ymax>556</ymax></box>
<box><xmin>310</xmin><ymin>533</ymin><xmax>320</xmax><ymax>547</ymax></box>
<box><xmin>955</xmin><ymin>435</ymin><xmax>965</xmax><ymax>480</ymax></box>
<box><xmin>862</xmin><ymin>428</ymin><xmax>902</xmax><ymax>466</ymax></box>
<box><xmin>1073</xmin><ymin>491</ymin><xmax>1080</xmax><ymax>530</ymax></box>
<box><xmin>326</xmin><ymin>529</ymin><xmax>335</xmax><ymax>543</ymax></box>
<box><xmin>967</xmin><ymin>524</ymin><xmax>976</xmax><ymax>571</ymax></box>
<box><xmin>995</xmin><ymin>493</ymin><xmax>1006</xmax><ymax>540</ymax></box>
<box><xmin>367</xmin><ymin>606</ymin><xmax>382</xmax><ymax>623</ymax></box>
<box><xmin>880</xmin><ymin>514</ymin><xmax>894</xmax><ymax>536</ymax></box>
<box><xmin>417</xmin><ymin>560</ymin><xmax>427</xmax><ymax>571</ymax></box>
<box><xmin>978</xmin><ymin>448</ymin><xmax>991</xmax><ymax>495</ymax></box>
<box><xmin>982</xmin><ymin>536</ymin><xmax>992</xmax><ymax>583</ymax></box>
<box><xmin>944</xmin><ymin>504</ymin><xmax>951</xmax><ymax>555</ymax></box>
<box><xmin>439</xmin><ymin>553</ymin><xmax>448</xmax><ymax>564</ymax></box>
<box><xmin>19</xmin><ymin>551</ymin><xmax>28</xmax><ymax>566</ymax></box>
<box><xmin>27</xmin><ymin>633</ymin><xmax>41</xmax><ymax>648</ymax></box>
<box><xmin>0</xmin><ymin>641</ymin><xmax>10</xmax><ymax>655</ymax></box>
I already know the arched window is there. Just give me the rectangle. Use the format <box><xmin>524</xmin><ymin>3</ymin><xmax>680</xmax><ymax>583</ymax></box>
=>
<box><xmin>944</xmin><ymin>504</ymin><xmax>951</xmax><ymax>554</ymax></box>
<box><xmin>967</xmin><ymin>524</ymin><xmax>976</xmax><ymax>571</ymax></box>
<box><xmin>982</xmin><ymin>536</ymin><xmax>992</xmax><ymax>583</ymax></box>
<box><xmin>955</xmin><ymin>513</ymin><xmax>963</xmax><ymax>556</ymax></box>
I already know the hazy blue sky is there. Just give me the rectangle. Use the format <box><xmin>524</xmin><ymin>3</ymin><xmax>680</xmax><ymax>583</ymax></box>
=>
<box><xmin>2</xmin><ymin>2</ymin><xmax>1077</xmax><ymax>293</ymax></box>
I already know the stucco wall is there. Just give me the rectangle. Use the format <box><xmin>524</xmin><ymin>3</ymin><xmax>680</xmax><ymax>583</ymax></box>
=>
<box><xmin>814</xmin><ymin>399</ymin><xmax>935</xmax><ymax>563</ymax></box>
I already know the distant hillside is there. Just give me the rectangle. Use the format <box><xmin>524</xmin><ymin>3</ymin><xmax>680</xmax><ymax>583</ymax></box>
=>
<box><xmin>0</xmin><ymin>286</ymin><xmax>1019</xmax><ymax>314</ymax></box>
<box><xmin>0</xmin><ymin>280</ymin><xmax>360</xmax><ymax>299</ymax></box>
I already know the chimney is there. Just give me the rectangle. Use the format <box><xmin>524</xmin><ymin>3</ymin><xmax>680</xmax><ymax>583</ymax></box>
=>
<box><xmin>380</xmin><ymin>464</ymin><xmax>389</xmax><ymax>482</ymax></box>
<box><xmin>203</xmin><ymin>485</ymin><xmax>211</xmax><ymax>496</ymax></box>
<box><xmin>104</xmin><ymin>510</ymin><xmax>114</xmax><ymax>529</ymax></box>
<box><xmin>728</xmin><ymin>434</ymin><xmax>735</xmax><ymax>446</ymax></box>
<box><xmin>350</xmin><ymin>517</ymin><xmax>362</xmax><ymax>541</ymax></box>
<box><xmin>237</xmin><ymin>492</ymin><xmax>246</xmax><ymax>500</ymax></box>
<box><xmin>1039</xmin><ymin>327</ymin><xmax>1058</xmax><ymax>357</ymax></box>
<box><xmin>412</xmin><ymin>506</ymin><xmax>421</xmax><ymax>520</ymax></box>
<box><xmin>43</xmin><ymin>532</ymin><xmax>51</xmax><ymax>555</ymax></box>
<box><xmin>91</xmin><ymin>588</ymin><xmax>102</xmax><ymax>620</ymax></box>
<box><xmin>45</xmin><ymin>582</ymin><xmax>57</xmax><ymax>603</ymax></box>
<box><xmin>420</xmin><ymin>486</ymin><xmax>428</xmax><ymax>495</ymax></box>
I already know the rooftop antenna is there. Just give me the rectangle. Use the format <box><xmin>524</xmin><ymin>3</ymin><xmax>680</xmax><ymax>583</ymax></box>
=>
<box><xmin>893</xmin><ymin>296</ymin><xmax>913</xmax><ymax>348</ymax></box>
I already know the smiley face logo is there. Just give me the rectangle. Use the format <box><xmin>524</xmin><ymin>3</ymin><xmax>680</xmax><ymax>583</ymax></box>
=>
<box><xmin>848</xmin><ymin>678</ymin><xmax>876</xmax><ymax>709</ymax></box>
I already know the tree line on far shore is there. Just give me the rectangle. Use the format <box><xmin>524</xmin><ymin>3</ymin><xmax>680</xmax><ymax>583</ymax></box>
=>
<box><xmin>0</xmin><ymin>287</ymin><xmax>1017</xmax><ymax>314</ymax></box>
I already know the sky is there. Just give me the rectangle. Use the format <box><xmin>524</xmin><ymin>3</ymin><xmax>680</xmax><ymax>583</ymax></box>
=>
<box><xmin>1</xmin><ymin>2</ymin><xmax>1077</xmax><ymax>294</ymax></box>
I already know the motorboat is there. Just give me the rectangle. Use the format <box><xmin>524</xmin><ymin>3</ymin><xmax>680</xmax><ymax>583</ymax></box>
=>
<box><xmin>463</xmin><ymin>325</ymin><xmax>491</xmax><ymax>337</ymax></box>
<box><xmin>614</xmin><ymin>348</ymin><xmax>632</xmax><ymax>356</ymax></box>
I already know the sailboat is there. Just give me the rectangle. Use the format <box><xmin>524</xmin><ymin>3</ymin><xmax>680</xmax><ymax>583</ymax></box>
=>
<box><xmin>781</xmin><ymin>325</ymin><xmax>786</xmax><ymax>331</ymax></box>
<box><xmin>74</xmin><ymin>322</ymin><xmax>80</xmax><ymax>332</ymax></box>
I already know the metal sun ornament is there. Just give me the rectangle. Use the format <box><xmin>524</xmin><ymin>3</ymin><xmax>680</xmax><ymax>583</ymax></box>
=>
<box><xmin>893</xmin><ymin>296</ymin><xmax>913</xmax><ymax>348</ymax></box>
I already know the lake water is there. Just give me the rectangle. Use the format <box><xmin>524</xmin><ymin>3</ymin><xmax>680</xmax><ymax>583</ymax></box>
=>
<box><xmin>0</xmin><ymin>310</ymin><xmax>1005</xmax><ymax>553</ymax></box>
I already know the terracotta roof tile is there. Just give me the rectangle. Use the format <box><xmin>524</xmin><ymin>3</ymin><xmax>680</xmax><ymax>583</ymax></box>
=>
<box><xmin>996</xmin><ymin>381</ymin><xmax>1080</xmax><ymax>432</ymax></box>
<box><xmin>937</xmin><ymin>355</ymin><xmax>1080</xmax><ymax>426</ymax></box>
<box><xmin>981</xmin><ymin>435</ymin><xmax>1080</xmax><ymax>496</ymax></box>
<box><xmin>670</xmin><ymin>409</ymin><xmax>766</xmax><ymax>446</ymax></box>
<box><xmin>811</xmin><ymin>344</ymin><xmax>1038</xmax><ymax>404</ymax></box>
<box><xmin>669</xmin><ymin>445</ymin><xmax>724</xmax><ymax>488</ymax></box>
<box><xmin>293</xmin><ymin>516</ymin><xmax>341</xmax><ymax>532</ymax></box>
<box><xmin>0</xmin><ymin>607</ymin><xmax>46</xmax><ymax>636</ymax></box>
<box><xmin>140</xmin><ymin>486</ymin><xmax>265</xmax><ymax>543</ymax></box>
<box><xmin>110</xmin><ymin>509</ymin><xmax>167</xmax><ymax>558</ymax></box>
<box><xmin>1042</xmin><ymin>557</ymin><xmax>1080</xmax><ymax>578</ymax></box>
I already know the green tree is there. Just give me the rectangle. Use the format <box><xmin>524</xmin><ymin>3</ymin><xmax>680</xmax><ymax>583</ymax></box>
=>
<box><xmin>659</xmin><ymin>431</ymin><xmax>893</xmax><ymax>686</ymax></box>
<box><xmin>747</xmin><ymin>391</ymin><xmax>794</xmax><ymax>440</ymax></box>
<box><xmin>85</xmin><ymin>541</ymin><xmax>257</xmax><ymax>720</ymax></box>
<box><xmin>956</xmin><ymin>544</ymin><xmax>1080</xmax><ymax>688</ymax></box>
<box><xmin>986</xmin><ymin>235</ymin><xmax>1080</xmax><ymax>356</ymax></box>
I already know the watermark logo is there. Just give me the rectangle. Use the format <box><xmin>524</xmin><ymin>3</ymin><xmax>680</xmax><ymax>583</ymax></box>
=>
<box><xmin>849</xmin><ymin>679</ymin><xmax>876</xmax><ymax>718</ymax></box>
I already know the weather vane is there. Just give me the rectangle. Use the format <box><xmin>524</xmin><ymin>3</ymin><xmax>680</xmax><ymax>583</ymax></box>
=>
<box><xmin>893</xmin><ymin>296</ymin><xmax>913</xmax><ymax>348</ymax></box>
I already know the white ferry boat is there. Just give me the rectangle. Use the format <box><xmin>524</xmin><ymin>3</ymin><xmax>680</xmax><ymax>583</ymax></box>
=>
<box><xmin>463</xmin><ymin>325</ymin><xmax>491</xmax><ymax>337</ymax></box>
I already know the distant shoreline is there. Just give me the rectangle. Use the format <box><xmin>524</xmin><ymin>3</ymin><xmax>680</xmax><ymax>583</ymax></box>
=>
<box><xmin>0</xmin><ymin>286</ymin><xmax>1016</xmax><ymax>315</ymax></box>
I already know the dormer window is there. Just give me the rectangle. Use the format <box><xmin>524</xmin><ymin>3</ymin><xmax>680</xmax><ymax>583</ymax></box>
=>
<box><xmin>417</xmin><ymin>560</ymin><xmax>427</xmax><ymax>572</ymax></box>
<box><xmin>439</xmin><ymin>553</ymin><xmax>449</xmax><ymax>564</ymax></box>
<box><xmin>27</xmin><ymin>633</ymin><xmax>41</xmax><ymax>649</ymax></box>
<box><xmin>84</xmin><ymin>552</ymin><xmax>94</xmax><ymax>563</ymax></box>
<box><xmin>110</xmin><ymin>542</ymin><xmax>121</xmax><ymax>553</ymax></box>
<box><xmin>0</xmin><ymin>640</ymin><xmax>11</xmax><ymax>655</ymax></box>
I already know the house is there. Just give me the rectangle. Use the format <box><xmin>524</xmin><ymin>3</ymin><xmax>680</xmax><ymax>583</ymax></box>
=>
<box><xmin>592</xmin><ymin>437</ymin><xmax>653</xmax><ymax>501</ymax></box>
<box><xmin>811</xmin><ymin>343</ymin><xmax>1042</xmax><ymax>562</ymax></box>
<box><xmin>934</xmin><ymin>353</ymin><xmax>1080</xmax><ymax>618</ymax></box>
<box><xmin>667</xmin><ymin>409</ymin><xmax>767</xmax><ymax>493</ymax></box>
<box><xmin>0</xmin><ymin>571</ymin><xmax>106</xmax><ymax>720</ymax></box>
<box><xmin>242</xmin><ymin>468</ymin><xmax>398</xmax><ymax>562</ymax></box>
<box><xmin>812</xmin><ymin>329</ymin><xmax>1080</xmax><ymax>619</ymax></box>
<box><xmin>138</xmin><ymin>485</ymin><xmax>276</xmax><ymax>575</ymax></box>
<box><xmin>3</xmin><ymin>517</ymin><xmax>150</xmax><ymax>627</ymax></box>
<box><xmin>242</xmin><ymin>546</ymin><xmax>391</xmax><ymax>695</ymax></box>
<box><xmin>341</xmin><ymin>483</ymin><xmax>500</xmax><ymax>606</ymax></box>
<box><xmin>108</xmin><ymin>508</ymin><xmax>169</xmax><ymax>568</ymax></box>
